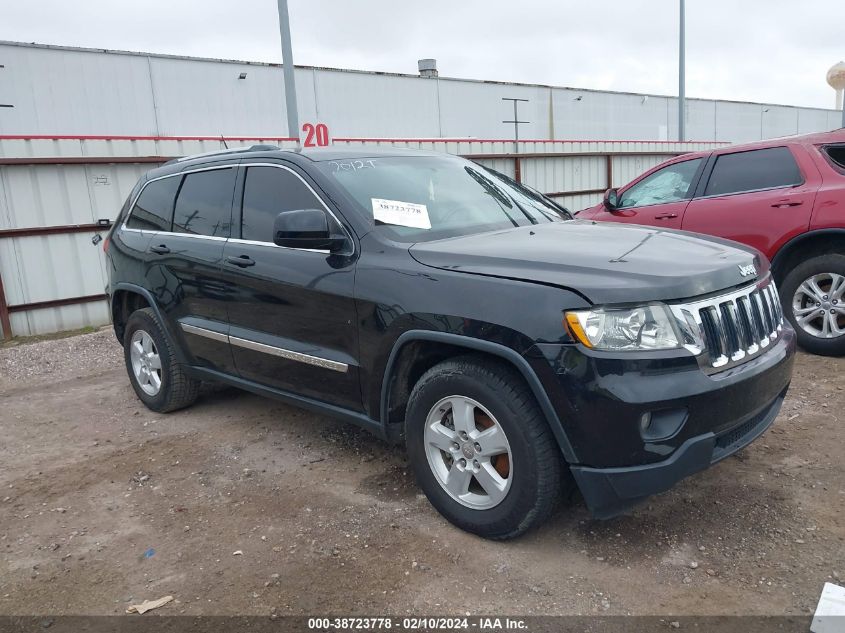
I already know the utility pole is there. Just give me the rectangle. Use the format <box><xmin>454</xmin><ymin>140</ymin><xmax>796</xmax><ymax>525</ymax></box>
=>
<box><xmin>678</xmin><ymin>0</ymin><xmax>686</xmax><ymax>142</ymax></box>
<box><xmin>502</xmin><ymin>97</ymin><xmax>529</xmax><ymax>183</ymax></box>
<box><xmin>277</xmin><ymin>0</ymin><xmax>300</xmax><ymax>144</ymax></box>
<box><xmin>502</xmin><ymin>97</ymin><xmax>529</xmax><ymax>143</ymax></box>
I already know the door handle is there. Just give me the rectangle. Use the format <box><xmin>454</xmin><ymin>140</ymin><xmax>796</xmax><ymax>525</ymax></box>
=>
<box><xmin>149</xmin><ymin>244</ymin><xmax>170</xmax><ymax>254</ymax></box>
<box><xmin>654</xmin><ymin>212</ymin><xmax>678</xmax><ymax>219</ymax></box>
<box><xmin>225</xmin><ymin>255</ymin><xmax>256</xmax><ymax>267</ymax></box>
<box><xmin>771</xmin><ymin>200</ymin><xmax>803</xmax><ymax>208</ymax></box>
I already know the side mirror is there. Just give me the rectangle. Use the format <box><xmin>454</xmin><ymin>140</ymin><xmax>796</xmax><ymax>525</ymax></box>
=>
<box><xmin>273</xmin><ymin>209</ymin><xmax>346</xmax><ymax>251</ymax></box>
<box><xmin>603</xmin><ymin>188</ymin><xmax>620</xmax><ymax>211</ymax></box>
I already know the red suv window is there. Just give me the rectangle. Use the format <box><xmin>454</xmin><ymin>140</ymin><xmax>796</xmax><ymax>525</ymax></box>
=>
<box><xmin>704</xmin><ymin>147</ymin><xmax>802</xmax><ymax>196</ymax></box>
<box><xmin>822</xmin><ymin>144</ymin><xmax>845</xmax><ymax>172</ymax></box>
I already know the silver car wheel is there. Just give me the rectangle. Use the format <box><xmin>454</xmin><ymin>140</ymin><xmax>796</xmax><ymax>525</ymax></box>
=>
<box><xmin>791</xmin><ymin>272</ymin><xmax>845</xmax><ymax>339</ymax></box>
<box><xmin>423</xmin><ymin>395</ymin><xmax>513</xmax><ymax>510</ymax></box>
<box><xmin>129</xmin><ymin>329</ymin><xmax>163</xmax><ymax>396</ymax></box>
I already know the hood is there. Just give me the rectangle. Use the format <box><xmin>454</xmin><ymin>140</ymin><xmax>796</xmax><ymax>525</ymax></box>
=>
<box><xmin>409</xmin><ymin>220</ymin><xmax>767</xmax><ymax>305</ymax></box>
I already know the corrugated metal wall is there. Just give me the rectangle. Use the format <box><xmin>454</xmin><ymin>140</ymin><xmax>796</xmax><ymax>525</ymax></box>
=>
<box><xmin>1</xmin><ymin>41</ymin><xmax>841</xmax><ymax>141</ymax></box>
<box><xmin>0</xmin><ymin>137</ymin><xmax>721</xmax><ymax>338</ymax></box>
<box><xmin>0</xmin><ymin>161</ymin><xmax>151</xmax><ymax>336</ymax></box>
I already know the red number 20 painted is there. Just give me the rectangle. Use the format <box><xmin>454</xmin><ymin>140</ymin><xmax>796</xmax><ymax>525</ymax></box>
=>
<box><xmin>302</xmin><ymin>123</ymin><xmax>330</xmax><ymax>147</ymax></box>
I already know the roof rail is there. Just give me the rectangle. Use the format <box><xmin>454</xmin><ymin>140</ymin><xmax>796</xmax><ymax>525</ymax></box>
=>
<box><xmin>172</xmin><ymin>144</ymin><xmax>282</xmax><ymax>163</ymax></box>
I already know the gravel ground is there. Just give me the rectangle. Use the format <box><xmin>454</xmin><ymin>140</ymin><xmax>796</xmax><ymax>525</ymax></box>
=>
<box><xmin>0</xmin><ymin>330</ymin><xmax>842</xmax><ymax>617</ymax></box>
<box><xmin>0</xmin><ymin>328</ymin><xmax>122</xmax><ymax>391</ymax></box>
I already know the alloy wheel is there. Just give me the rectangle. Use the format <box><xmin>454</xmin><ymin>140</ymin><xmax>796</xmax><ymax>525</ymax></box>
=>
<box><xmin>129</xmin><ymin>329</ymin><xmax>163</xmax><ymax>396</ymax></box>
<box><xmin>791</xmin><ymin>273</ymin><xmax>845</xmax><ymax>339</ymax></box>
<box><xmin>423</xmin><ymin>395</ymin><xmax>513</xmax><ymax>510</ymax></box>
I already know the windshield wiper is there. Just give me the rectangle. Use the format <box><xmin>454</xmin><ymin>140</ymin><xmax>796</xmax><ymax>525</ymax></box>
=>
<box><xmin>519</xmin><ymin>182</ymin><xmax>573</xmax><ymax>219</ymax></box>
<box><xmin>481</xmin><ymin>166</ymin><xmax>573</xmax><ymax>220</ymax></box>
<box><xmin>468</xmin><ymin>167</ymin><xmax>539</xmax><ymax>225</ymax></box>
<box><xmin>464</xmin><ymin>167</ymin><xmax>520</xmax><ymax>227</ymax></box>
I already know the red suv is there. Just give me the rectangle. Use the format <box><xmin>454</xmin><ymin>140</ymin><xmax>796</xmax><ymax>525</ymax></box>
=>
<box><xmin>579</xmin><ymin>129</ymin><xmax>845</xmax><ymax>355</ymax></box>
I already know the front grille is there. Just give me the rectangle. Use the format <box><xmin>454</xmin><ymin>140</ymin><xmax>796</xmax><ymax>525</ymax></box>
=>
<box><xmin>671</xmin><ymin>278</ymin><xmax>784</xmax><ymax>372</ymax></box>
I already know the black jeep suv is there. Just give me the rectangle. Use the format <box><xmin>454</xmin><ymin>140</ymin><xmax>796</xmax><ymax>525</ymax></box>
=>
<box><xmin>105</xmin><ymin>146</ymin><xmax>796</xmax><ymax>539</ymax></box>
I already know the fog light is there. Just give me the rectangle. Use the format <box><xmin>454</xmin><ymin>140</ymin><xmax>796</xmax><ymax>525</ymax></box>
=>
<box><xmin>639</xmin><ymin>408</ymin><xmax>688</xmax><ymax>441</ymax></box>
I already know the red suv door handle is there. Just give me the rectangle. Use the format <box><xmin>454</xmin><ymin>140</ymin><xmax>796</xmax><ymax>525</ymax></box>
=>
<box><xmin>654</xmin><ymin>212</ymin><xmax>678</xmax><ymax>219</ymax></box>
<box><xmin>771</xmin><ymin>200</ymin><xmax>803</xmax><ymax>208</ymax></box>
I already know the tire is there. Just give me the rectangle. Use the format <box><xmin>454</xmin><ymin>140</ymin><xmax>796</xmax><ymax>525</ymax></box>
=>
<box><xmin>405</xmin><ymin>356</ymin><xmax>563</xmax><ymax>540</ymax></box>
<box><xmin>780</xmin><ymin>253</ymin><xmax>845</xmax><ymax>356</ymax></box>
<box><xmin>123</xmin><ymin>307</ymin><xmax>200</xmax><ymax>412</ymax></box>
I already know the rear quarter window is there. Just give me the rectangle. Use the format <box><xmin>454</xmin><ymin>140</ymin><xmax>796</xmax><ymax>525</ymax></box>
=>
<box><xmin>704</xmin><ymin>147</ymin><xmax>802</xmax><ymax>196</ymax></box>
<box><xmin>822</xmin><ymin>144</ymin><xmax>845</xmax><ymax>172</ymax></box>
<box><xmin>125</xmin><ymin>176</ymin><xmax>180</xmax><ymax>231</ymax></box>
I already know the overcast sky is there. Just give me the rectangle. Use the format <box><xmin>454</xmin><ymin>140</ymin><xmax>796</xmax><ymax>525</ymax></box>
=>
<box><xmin>1</xmin><ymin>0</ymin><xmax>842</xmax><ymax>110</ymax></box>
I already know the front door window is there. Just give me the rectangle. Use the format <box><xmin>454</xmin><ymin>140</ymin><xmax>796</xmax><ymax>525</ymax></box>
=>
<box><xmin>618</xmin><ymin>158</ymin><xmax>702</xmax><ymax>208</ymax></box>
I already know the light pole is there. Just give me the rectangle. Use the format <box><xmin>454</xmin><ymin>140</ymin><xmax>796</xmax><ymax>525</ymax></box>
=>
<box><xmin>678</xmin><ymin>0</ymin><xmax>686</xmax><ymax>142</ymax></box>
<box><xmin>277</xmin><ymin>0</ymin><xmax>300</xmax><ymax>144</ymax></box>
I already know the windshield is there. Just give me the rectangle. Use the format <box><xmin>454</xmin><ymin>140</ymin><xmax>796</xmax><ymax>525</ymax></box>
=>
<box><xmin>317</xmin><ymin>155</ymin><xmax>570</xmax><ymax>242</ymax></box>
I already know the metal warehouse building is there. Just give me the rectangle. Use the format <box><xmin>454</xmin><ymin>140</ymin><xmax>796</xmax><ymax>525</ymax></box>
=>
<box><xmin>0</xmin><ymin>41</ymin><xmax>841</xmax><ymax>141</ymax></box>
<box><xmin>0</xmin><ymin>41</ymin><xmax>841</xmax><ymax>339</ymax></box>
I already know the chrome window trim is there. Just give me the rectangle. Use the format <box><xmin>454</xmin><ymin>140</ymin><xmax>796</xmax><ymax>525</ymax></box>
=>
<box><xmin>165</xmin><ymin>232</ymin><xmax>228</xmax><ymax>242</ymax></box>
<box><xmin>227</xmin><ymin>237</ymin><xmax>330</xmax><ymax>254</ymax></box>
<box><xmin>236</xmin><ymin>162</ymin><xmax>355</xmax><ymax>255</ymax></box>
<box><xmin>178</xmin><ymin>323</ymin><xmax>348</xmax><ymax>373</ymax></box>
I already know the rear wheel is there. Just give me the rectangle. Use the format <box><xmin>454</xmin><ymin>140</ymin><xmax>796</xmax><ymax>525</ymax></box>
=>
<box><xmin>405</xmin><ymin>356</ymin><xmax>563</xmax><ymax>540</ymax></box>
<box><xmin>780</xmin><ymin>254</ymin><xmax>845</xmax><ymax>356</ymax></box>
<box><xmin>123</xmin><ymin>308</ymin><xmax>200</xmax><ymax>412</ymax></box>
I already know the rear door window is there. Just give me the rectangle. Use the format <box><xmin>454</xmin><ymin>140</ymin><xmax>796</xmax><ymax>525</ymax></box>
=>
<box><xmin>618</xmin><ymin>158</ymin><xmax>702</xmax><ymax>208</ymax></box>
<box><xmin>240</xmin><ymin>166</ymin><xmax>327</xmax><ymax>242</ymax></box>
<box><xmin>172</xmin><ymin>168</ymin><xmax>236</xmax><ymax>237</ymax></box>
<box><xmin>126</xmin><ymin>176</ymin><xmax>180</xmax><ymax>231</ymax></box>
<box><xmin>704</xmin><ymin>147</ymin><xmax>802</xmax><ymax>196</ymax></box>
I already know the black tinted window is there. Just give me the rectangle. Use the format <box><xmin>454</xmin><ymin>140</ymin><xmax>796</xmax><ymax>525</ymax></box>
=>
<box><xmin>241</xmin><ymin>166</ymin><xmax>324</xmax><ymax>242</ymax></box>
<box><xmin>824</xmin><ymin>144</ymin><xmax>845</xmax><ymax>170</ymax></box>
<box><xmin>173</xmin><ymin>168</ymin><xmax>236</xmax><ymax>237</ymax></box>
<box><xmin>704</xmin><ymin>147</ymin><xmax>802</xmax><ymax>196</ymax></box>
<box><xmin>126</xmin><ymin>177</ymin><xmax>179</xmax><ymax>231</ymax></box>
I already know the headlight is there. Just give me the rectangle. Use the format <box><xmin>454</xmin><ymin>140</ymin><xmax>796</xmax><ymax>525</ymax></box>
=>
<box><xmin>565</xmin><ymin>304</ymin><xmax>682</xmax><ymax>351</ymax></box>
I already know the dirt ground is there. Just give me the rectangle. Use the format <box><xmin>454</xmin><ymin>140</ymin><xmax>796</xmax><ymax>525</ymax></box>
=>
<box><xmin>0</xmin><ymin>328</ymin><xmax>842</xmax><ymax>617</ymax></box>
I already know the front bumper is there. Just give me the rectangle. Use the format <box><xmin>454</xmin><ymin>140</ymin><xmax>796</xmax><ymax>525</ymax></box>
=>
<box><xmin>528</xmin><ymin>326</ymin><xmax>796</xmax><ymax>518</ymax></box>
<box><xmin>570</xmin><ymin>387</ymin><xmax>785</xmax><ymax>518</ymax></box>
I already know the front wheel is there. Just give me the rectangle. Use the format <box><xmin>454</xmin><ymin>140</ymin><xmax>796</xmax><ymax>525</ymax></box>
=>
<box><xmin>780</xmin><ymin>254</ymin><xmax>845</xmax><ymax>356</ymax></box>
<box><xmin>405</xmin><ymin>357</ymin><xmax>563</xmax><ymax>540</ymax></box>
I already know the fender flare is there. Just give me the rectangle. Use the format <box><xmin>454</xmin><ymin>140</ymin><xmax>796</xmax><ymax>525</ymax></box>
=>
<box><xmin>771</xmin><ymin>228</ymin><xmax>845</xmax><ymax>274</ymax></box>
<box><xmin>111</xmin><ymin>282</ymin><xmax>188</xmax><ymax>364</ymax></box>
<box><xmin>380</xmin><ymin>330</ymin><xmax>578</xmax><ymax>463</ymax></box>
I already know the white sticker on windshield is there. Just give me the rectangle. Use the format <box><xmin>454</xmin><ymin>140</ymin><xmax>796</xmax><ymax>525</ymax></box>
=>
<box><xmin>371</xmin><ymin>198</ymin><xmax>431</xmax><ymax>230</ymax></box>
